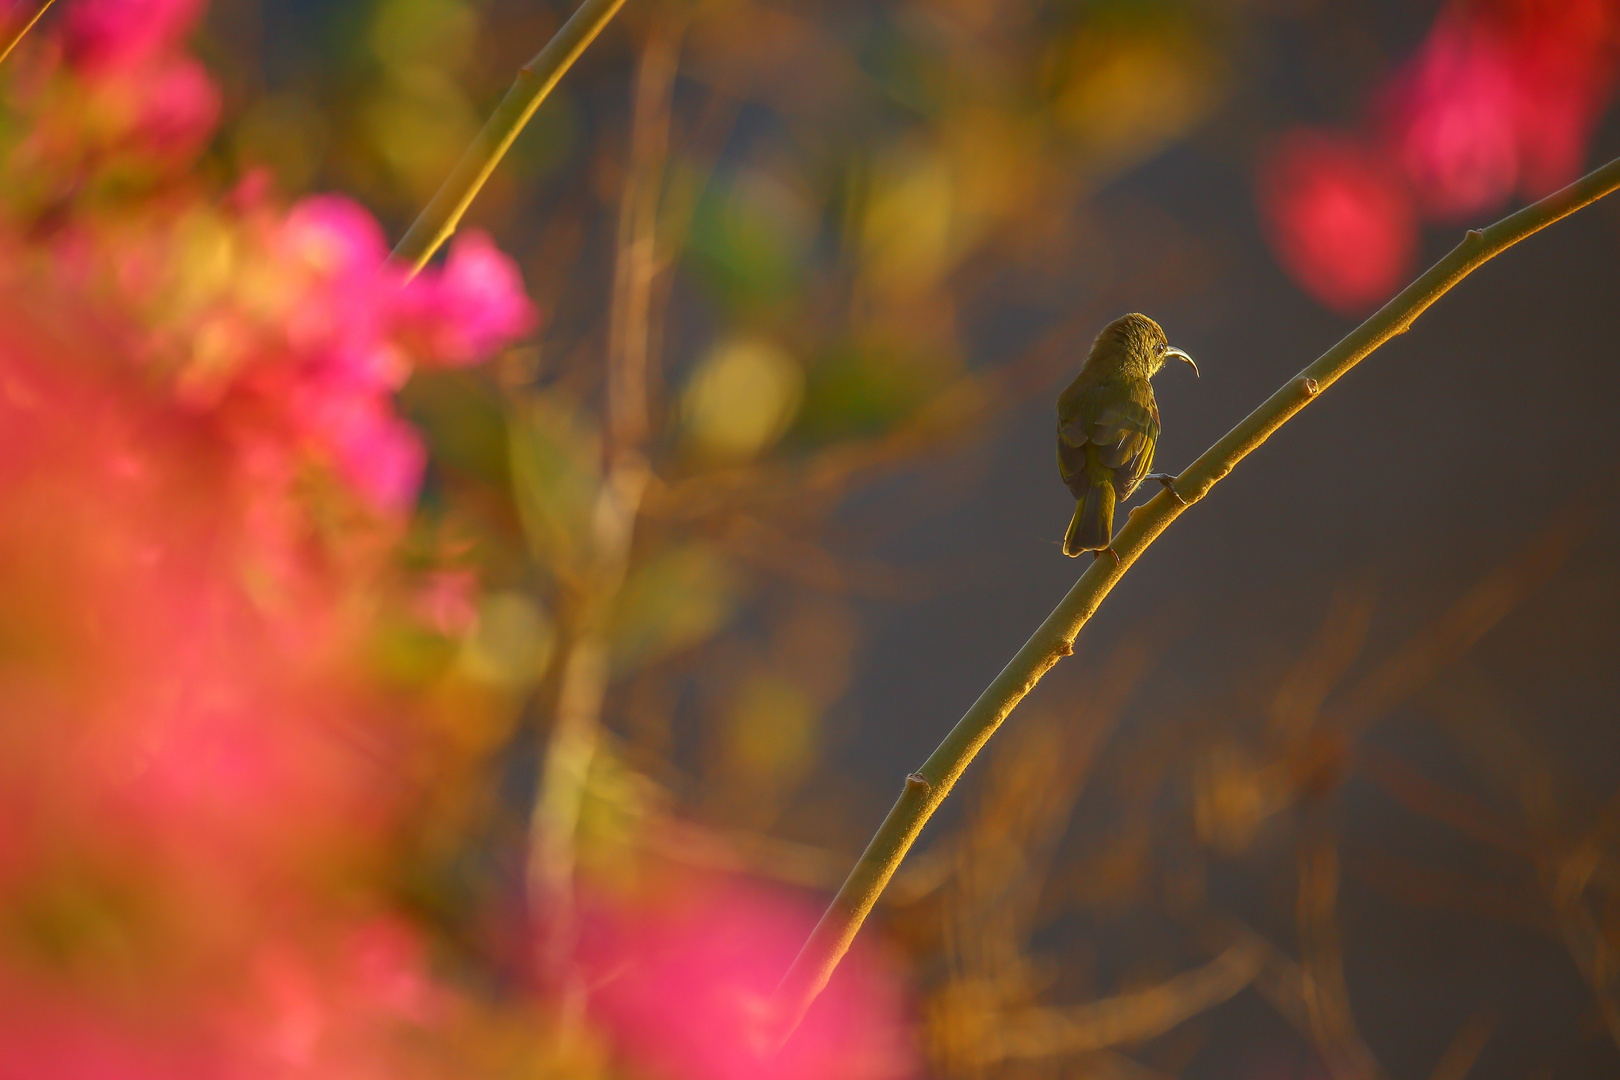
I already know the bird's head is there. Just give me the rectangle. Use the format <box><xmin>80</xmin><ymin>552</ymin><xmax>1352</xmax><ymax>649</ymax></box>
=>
<box><xmin>1088</xmin><ymin>312</ymin><xmax>1199</xmax><ymax>379</ymax></box>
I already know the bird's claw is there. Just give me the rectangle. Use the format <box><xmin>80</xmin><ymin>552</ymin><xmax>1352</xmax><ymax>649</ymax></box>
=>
<box><xmin>1145</xmin><ymin>472</ymin><xmax>1187</xmax><ymax>506</ymax></box>
<box><xmin>1092</xmin><ymin>547</ymin><xmax>1122</xmax><ymax>567</ymax></box>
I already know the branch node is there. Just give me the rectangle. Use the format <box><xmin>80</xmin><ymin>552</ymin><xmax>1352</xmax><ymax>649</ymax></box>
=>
<box><xmin>1466</xmin><ymin>227</ymin><xmax>1485</xmax><ymax>242</ymax></box>
<box><xmin>905</xmin><ymin>772</ymin><xmax>931</xmax><ymax>795</ymax></box>
<box><xmin>1055</xmin><ymin>639</ymin><xmax>1074</xmax><ymax>657</ymax></box>
<box><xmin>1301</xmin><ymin>376</ymin><xmax>1319</xmax><ymax>396</ymax></box>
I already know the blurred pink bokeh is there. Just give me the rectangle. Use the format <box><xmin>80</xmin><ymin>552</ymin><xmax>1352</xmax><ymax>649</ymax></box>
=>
<box><xmin>1258</xmin><ymin>130</ymin><xmax>1417</xmax><ymax>315</ymax></box>
<box><xmin>581</xmin><ymin>879</ymin><xmax>916</xmax><ymax>1080</ymax></box>
<box><xmin>1259</xmin><ymin>0</ymin><xmax>1620</xmax><ymax>312</ymax></box>
<box><xmin>0</xmin><ymin>1</ymin><xmax>536</xmax><ymax>1072</ymax></box>
<box><xmin>0</xmin><ymin>1</ymin><xmax>913</xmax><ymax>1074</ymax></box>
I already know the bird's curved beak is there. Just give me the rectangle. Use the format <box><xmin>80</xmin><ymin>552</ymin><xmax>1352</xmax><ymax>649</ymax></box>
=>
<box><xmin>1164</xmin><ymin>346</ymin><xmax>1198</xmax><ymax>377</ymax></box>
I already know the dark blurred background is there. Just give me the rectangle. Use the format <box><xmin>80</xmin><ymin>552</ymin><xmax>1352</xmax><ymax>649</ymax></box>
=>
<box><xmin>194</xmin><ymin>0</ymin><xmax>1620</xmax><ymax>1075</ymax></box>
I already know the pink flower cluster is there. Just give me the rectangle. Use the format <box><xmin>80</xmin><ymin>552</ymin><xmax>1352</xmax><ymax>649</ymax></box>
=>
<box><xmin>11</xmin><ymin>0</ymin><xmax>535</xmax><ymax>520</ymax></box>
<box><xmin>130</xmin><ymin>188</ymin><xmax>537</xmax><ymax>518</ymax></box>
<box><xmin>1259</xmin><ymin>0</ymin><xmax>1620</xmax><ymax>313</ymax></box>
<box><xmin>0</xmin><ymin>279</ymin><xmax>449</xmax><ymax>1078</ymax></box>
<box><xmin>0</xmin><ymin>2</ymin><xmax>915</xmax><ymax>1076</ymax></box>
<box><xmin>0</xmin><ymin>0</ymin><xmax>537</xmax><ymax>1074</ymax></box>
<box><xmin>28</xmin><ymin>0</ymin><xmax>220</xmax><ymax>168</ymax></box>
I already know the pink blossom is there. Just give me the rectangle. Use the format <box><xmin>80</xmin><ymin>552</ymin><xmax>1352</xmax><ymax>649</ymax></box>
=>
<box><xmin>400</xmin><ymin>230</ymin><xmax>538</xmax><ymax>367</ymax></box>
<box><xmin>0</xmin><ymin>287</ymin><xmax>445</xmax><ymax>1079</ymax></box>
<box><xmin>1261</xmin><ymin>0</ymin><xmax>1620</xmax><ymax>309</ymax></box>
<box><xmin>8</xmin><ymin>60</ymin><xmax>538</xmax><ymax>520</ymax></box>
<box><xmin>279</xmin><ymin>196</ymin><xmax>395</xmax><ymax>283</ymax></box>
<box><xmin>20</xmin><ymin>0</ymin><xmax>220</xmax><ymax>173</ymax></box>
<box><xmin>0</xmin><ymin>2</ymin><xmax>552</xmax><ymax>1074</ymax></box>
<box><xmin>1257</xmin><ymin>130</ymin><xmax>1417</xmax><ymax>314</ymax></box>
<box><xmin>1499</xmin><ymin>0</ymin><xmax>1620</xmax><ymax>198</ymax></box>
<box><xmin>580</xmin><ymin>878</ymin><xmax>916</xmax><ymax>1080</ymax></box>
<box><xmin>299</xmin><ymin>387</ymin><xmax>427</xmax><ymax>515</ymax></box>
<box><xmin>127</xmin><ymin>55</ymin><xmax>220</xmax><ymax>162</ymax></box>
<box><xmin>1381</xmin><ymin>1</ymin><xmax>1620</xmax><ymax>217</ymax></box>
<box><xmin>61</xmin><ymin>0</ymin><xmax>205</xmax><ymax>74</ymax></box>
<box><xmin>1381</xmin><ymin>11</ymin><xmax>1522</xmax><ymax>218</ymax></box>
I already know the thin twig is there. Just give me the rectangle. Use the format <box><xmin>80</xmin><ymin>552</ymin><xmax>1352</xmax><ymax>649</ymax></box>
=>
<box><xmin>1326</xmin><ymin>512</ymin><xmax>1586</xmax><ymax>734</ymax></box>
<box><xmin>768</xmin><ymin>154</ymin><xmax>1620</xmax><ymax>1040</ymax></box>
<box><xmin>972</xmin><ymin>939</ymin><xmax>1267</xmax><ymax>1065</ymax></box>
<box><xmin>1427</xmin><ymin>1014</ymin><xmax>1492</xmax><ymax>1080</ymax></box>
<box><xmin>1545</xmin><ymin>827</ymin><xmax>1620</xmax><ymax>1050</ymax></box>
<box><xmin>528</xmin><ymin>15</ymin><xmax>678</xmax><ymax>996</ymax></box>
<box><xmin>1297</xmin><ymin>827</ymin><xmax>1385</xmax><ymax>1080</ymax></box>
<box><xmin>391</xmin><ymin>0</ymin><xmax>631</xmax><ymax>274</ymax></box>
<box><xmin>0</xmin><ymin>0</ymin><xmax>51</xmax><ymax>66</ymax></box>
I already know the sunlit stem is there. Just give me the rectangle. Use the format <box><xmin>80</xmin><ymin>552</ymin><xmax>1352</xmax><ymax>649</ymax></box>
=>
<box><xmin>0</xmin><ymin>0</ymin><xmax>53</xmax><ymax>67</ymax></box>
<box><xmin>390</xmin><ymin>0</ymin><xmax>630</xmax><ymax>276</ymax></box>
<box><xmin>768</xmin><ymin>153</ymin><xmax>1620</xmax><ymax>1043</ymax></box>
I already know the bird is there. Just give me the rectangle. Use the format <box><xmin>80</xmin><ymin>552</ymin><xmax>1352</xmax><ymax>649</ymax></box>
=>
<box><xmin>1057</xmin><ymin>313</ymin><xmax>1198</xmax><ymax>559</ymax></box>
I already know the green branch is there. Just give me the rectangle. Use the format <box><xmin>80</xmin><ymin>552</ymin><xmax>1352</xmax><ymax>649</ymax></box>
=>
<box><xmin>769</xmin><ymin>153</ymin><xmax>1620</xmax><ymax>1041</ymax></box>
<box><xmin>0</xmin><ymin>0</ymin><xmax>53</xmax><ymax>66</ymax></box>
<box><xmin>390</xmin><ymin>0</ymin><xmax>631</xmax><ymax>276</ymax></box>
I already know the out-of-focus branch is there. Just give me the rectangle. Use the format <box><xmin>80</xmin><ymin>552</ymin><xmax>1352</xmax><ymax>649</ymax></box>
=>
<box><xmin>528</xmin><ymin>16</ymin><xmax>679</xmax><ymax>994</ymax></box>
<box><xmin>1297</xmin><ymin>830</ymin><xmax>1385</xmax><ymax>1080</ymax></box>
<box><xmin>1428</xmin><ymin>1015</ymin><xmax>1492</xmax><ymax>1080</ymax></box>
<box><xmin>970</xmin><ymin>938</ymin><xmax>1267</xmax><ymax>1065</ymax></box>
<box><xmin>391</xmin><ymin>0</ymin><xmax>631</xmax><ymax>275</ymax></box>
<box><xmin>1547</xmin><ymin>833</ymin><xmax>1620</xmax><ymax>1050</ymax></box>
<box><xmin>1328</xmin><ymin>516</ymin><xmax>1585</xmax><ymax>735</ymax></box>
<box><xmin>768</xmin><ymin>153</ymin><xmax>1620</xmax><ymax>1042</ymax></box>
<box><xmin>0</xmin><ymin>0</ymin><xmax>51</xmax><ymax>65</ymax></box>
<box><xmin>1425</xmin><ymin>679</ymin><xmax>1620</xmax><ymax>1049</ymax></box>
<box><xmin>940</xmin><ymin>637</ymin><xmax>1150</xmax><ymax>1008</ymax></box>
<box><xmin>1358</xmin><ymin>745</ymin><xmax>1533</xmax><ymax>860</ymax></box>
<box><xmin>1216</xmin><ymin>919</ymin><xmax>1383</xmax><ymax>1076</ymax></box>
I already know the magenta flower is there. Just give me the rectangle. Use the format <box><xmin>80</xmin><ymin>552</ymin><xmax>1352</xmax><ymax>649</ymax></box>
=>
<box><xmin>290</xmin><ymin>378</ymin><xmax>428</xmax><ymax>515</ymax></box>
<box><xmin>61</xmin><ymin>0</ymin><xmax>206</xmax><ymax>74</ymax></box>
<box><xmin>1382</xmin><ymin>0</ymin><xmax>1620</xmax><ymax>217</ymax></box>
<box><xmin>400</xmin><ymin>230</ymin><xmax>539</xmax><ymax>367</ymax></box>
<box><xmin>125</xmin><ymin>55</ymin><xmax>219</xmax><ymax>158</ymax></box>
<box><xmin>1261</xmin><ymin>0</ymin><xmax>1620</xmax><ymax>309</ymax></box>
<box><xmin>0</xmin><ymin>15</ymin><xmax>543</xmax><ymax>1071</ymax></box>
<box><xmin>1382</xmin><ymin>11</ymin><xmax>1522</xmax><ymax>218</ymax></box>
<box><xmin>279</xmin><ymin>195</ymin><xmax>397</xmax><ymax>285</ymax></box>
<box><xmin>0</xmin><ymin>281</ymin><xmax>449</xmax><ymax>1080</ymax></box>
<box><xmin>580</xmin><ymin>877</ymin><xmax>916</xmax><ymax>1080</ymax></box>
<box><xmin>1258</xmin><ymin>129</ymin><xmax>1417</xmax><ymax>314</ymax></box>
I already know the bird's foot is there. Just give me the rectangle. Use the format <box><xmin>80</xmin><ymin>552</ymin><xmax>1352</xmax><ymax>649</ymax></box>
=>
<box><xmin>1145</xmin><ymin>472</ymin><xmax>1187</xmax><ymax>506</ymax></box>
<box><xmin>1093</xmin><ymin>547</ymin><xmax>1122</xmax><ymax>567</ymax></box>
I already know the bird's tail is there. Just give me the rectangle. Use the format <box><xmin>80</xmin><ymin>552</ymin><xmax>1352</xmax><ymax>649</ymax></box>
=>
<box><xmin>1063</xmin><ymin>485</ymin><xmax>1114</xmax><ymax>557</ymax></box>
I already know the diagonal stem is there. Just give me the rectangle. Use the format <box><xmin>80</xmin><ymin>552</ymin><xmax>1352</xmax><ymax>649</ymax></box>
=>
<box><xmin>390</xmin><ymin>0</ymin><xmax>631</xmax><ymax>275</ymax></box>
<box><xmin>768</xmin><ymin>153</ymin><xmax>1620</xmax><ymax>1042</ymax></box>
<box><xmin>0</xmin><ymin>0</ymin><xmax>52</xmax><ymax>66</ymax></box>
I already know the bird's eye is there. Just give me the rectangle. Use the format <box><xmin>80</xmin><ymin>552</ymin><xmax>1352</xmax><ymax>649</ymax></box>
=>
<box><xmin>1154</xmin><ymin>342</ymin><xmax>1167</xmax><ymax>354</ymax></box>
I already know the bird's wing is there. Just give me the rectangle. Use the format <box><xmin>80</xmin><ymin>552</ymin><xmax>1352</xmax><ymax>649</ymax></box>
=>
<box><xmin>1057</xmin><ymin>383</ymin><xmax>1096</xmax><ymax>499</ymax></box>
<box><xmin>1081</xmin><ymin>384</ymin><xmax>1159</xmax><ymax>499</ymax></box>
<box><xmin>1056</xmin><ymin>431</ymin><xmax>1091</xmax><ymax>499</ymax></box>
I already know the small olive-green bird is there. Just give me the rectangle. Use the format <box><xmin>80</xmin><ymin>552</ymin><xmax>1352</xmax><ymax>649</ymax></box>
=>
<box><xmin>1057</xmin><ymin>313</ymin><xmax>1198</xmax><ymax>557</ymax></box>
